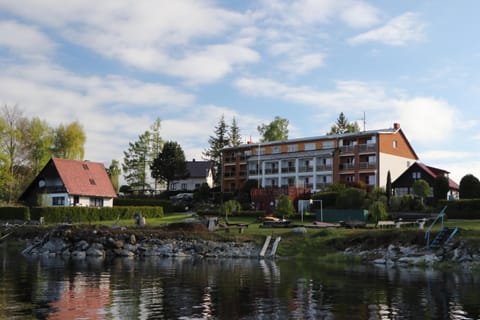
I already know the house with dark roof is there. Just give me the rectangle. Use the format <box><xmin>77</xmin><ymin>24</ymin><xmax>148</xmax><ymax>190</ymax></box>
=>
<box><xmin>19</xmin><ymin>158</ymin><xmax>117</xmax><ymax>207</ymax></box>
<box><xmin>392</xmin><ymin>161</ymin><xmax>459</xmax><ymax>199</ymax></box>
<box><xmin>169</xmin><ymin>159</ymin><xmax>213</xmax><ymax>191</ymax></box>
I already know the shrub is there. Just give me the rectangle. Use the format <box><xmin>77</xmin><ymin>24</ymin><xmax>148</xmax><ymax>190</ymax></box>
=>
<box><xmin>336</xmin><ymin>188</ymin><xmax>366</xmax><ymax>209</ymax></box>
<box><xmin>368</xmin><ymin>201</ymin><xmax>388</xmax><ymax>222</ymax></box>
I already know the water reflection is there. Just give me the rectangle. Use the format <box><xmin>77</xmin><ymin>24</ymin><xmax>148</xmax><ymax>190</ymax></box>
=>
<box><xmin>1</xmin><ymin>245</ymin><xmax>480</xmax><ymax>319</ymax></box>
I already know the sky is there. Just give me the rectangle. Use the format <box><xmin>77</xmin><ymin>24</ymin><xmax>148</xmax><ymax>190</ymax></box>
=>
<box><xmin>0</xmin><ymin>0</ymin><xmax>479</xmax><ymax>184</ymax></box>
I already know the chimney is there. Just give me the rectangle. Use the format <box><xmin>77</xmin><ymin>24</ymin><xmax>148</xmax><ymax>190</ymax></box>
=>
<box><xmin>393</xmin><ymin>123</ymin><xmax>400</xmax><ymax>129</ymax></box>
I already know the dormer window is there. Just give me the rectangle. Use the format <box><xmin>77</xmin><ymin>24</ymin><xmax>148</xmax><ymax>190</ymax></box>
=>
<box><xmin>83</xmin><ymin>164</ymin><xmax>89</xmax><ymax>170</ymax></box>
<box><xmin>89</xmin><ymin>178</ymin><xmax>96</xmax><ymax>185</ymax></box>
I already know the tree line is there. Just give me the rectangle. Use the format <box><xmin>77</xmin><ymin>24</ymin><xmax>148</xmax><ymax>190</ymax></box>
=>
<box><xmin>0</xmin><ymin>105</ymin><xmax>86</xmax><ymax>203</ymax></box>
<box><xmin>0</xmin><ymin>106</ymin><xmax>364</xmax><ymax>202</ymax></box>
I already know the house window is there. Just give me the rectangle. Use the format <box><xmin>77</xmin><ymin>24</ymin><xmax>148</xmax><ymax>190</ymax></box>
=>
<box><xmin>181</xmin><ymin>183</ymin><xmax>187</xmax><ymax>190</ymax></box>
<box><xmin>171</xmin><ymin>183</ymin><xmax>177</xmax><ymax>191</ymax></box>
<box><xmin>89</xmin><ymin>178</ymin><xmax>96</xmax><ymax>185</ymax></box>
<box><xmin>195</xmin><ymin>183</ymin><xmax>201</xmax><ymax>189</ymax></box>
<box><xmin>52</xmin><ymin>196</ymin><xmax>65</xmax><ymax>206</ymax></box>
<box><xmin>412</xmin><ymin>172</ymin><xmax>421</xmax><ymax>179</ymax></box>
<box><xmin>91</xmin><ymin>197</ymin><xmax>104</xmax><ymax>207</ymax></box>
<box><xmin>393</xmin><ymin>140</ymin><xmax>398</xmax><ymax>148</ymax></box>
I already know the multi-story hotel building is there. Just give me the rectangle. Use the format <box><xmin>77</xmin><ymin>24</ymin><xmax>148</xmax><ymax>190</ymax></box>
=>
<box><xmin>221</xmin><ymin>123</ymin><xmax>418</xmax><ymax>193</ymax></box>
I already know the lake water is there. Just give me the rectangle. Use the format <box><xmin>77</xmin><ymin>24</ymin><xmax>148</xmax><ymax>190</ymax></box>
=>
<box><xmin>1</xmin><ymin>243</ymin><xmax>480</xmax><ymax>320</ymax></box>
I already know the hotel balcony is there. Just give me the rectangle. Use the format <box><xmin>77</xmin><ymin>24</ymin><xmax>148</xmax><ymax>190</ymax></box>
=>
<box><xmin>340</xmin><ymin>143</ymin><xmax>377</xmax><ymax>154</ymax></box>
<box><xmin>359</xmin><ymin>161</ymin><xmax>377</xmax><ymax>170</ymax></box>
<box><xmin>316</xmin><ymin>164</ymin><xmax>333</xmax><ymax>172</ymax></box>
<box><xmin>298</xmin><ymin>166</ymin><xmax>314</xmax><ymax>173</ymax></box>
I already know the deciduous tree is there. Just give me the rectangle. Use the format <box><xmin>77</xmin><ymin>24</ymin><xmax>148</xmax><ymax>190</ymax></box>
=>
<box><xmin>459</xmin><ymin>174</ymin><xmax>480</xmax><ymax>199</ymax></box>
<box><xmin>52</xmin><ymin>121</ymin><xmax>86</xmax><ymax>160</ymax></box>
<box><xmin>257</xmin><ymin>116</ymin><xmax>289</xmax><ymax>142</ymax></box>
<box><xmin>108</xmin><ymin>159</ymin><xmax>121</xmax><ymax>193</ymax></box>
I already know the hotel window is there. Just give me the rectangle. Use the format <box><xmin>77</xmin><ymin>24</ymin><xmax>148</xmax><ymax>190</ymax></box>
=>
<box><xmin>322</xmin><ymin>141</ymin><xmax>334</xmax><ymax>149</ymax></box>
<box><xmin>304</xmin><ymin>143</ymin><xmax>316</xmax><ymax>151</ymax></box>
<box><xmin>288</xmin><ymin>144</ymin><xmax>298</xmax><ymax>152</ymax></box>
<box><xmin>257</xmin><ymin>148</ymin><xmax>266</xmax><ymax>155</ymax></box>
<box><xmin>271</xmin><ymin>146</ymin><xmax>281</xmax><ymax>154</ymax></box>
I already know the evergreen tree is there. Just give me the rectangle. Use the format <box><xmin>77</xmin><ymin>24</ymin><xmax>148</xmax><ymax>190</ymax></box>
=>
<box><xmin>386</xmin><ymin>170</ymin><xmax>392</xmax><ymax>207</ymax></box>
<box><xmin>433</xmin><ymin>175</ymin><xmax>450</xmax><ymax>201</ymax></box>
<box><xmin>229</xmin><ymin>117</ymin><xmax>242</xmax><ymax>147</ymax></box>
<box><xmin>203</xmin><ymin>114</ymin><xmax>229</xmax><ymax>185</ymax></box>
<box><xmin>151</xmin><ymin>141</ymin><xmax>188</xmax><ymax>191</ymax></box>
<box><xmin>122</xmin><ymin>131</ymin><xmax>152</xmax><ymax>194</ymax></box>
<box><xmin>257</xmin><ymin>116</ymin><xmax>289</xmax><ymax>142</ymax></box>
<box><xmin>328</xmin><ymin>112</ymin><xmax>360</xmax><ymax>135</ymax></box>
<box><xmin>149</xmin><ymin>118</ymin><xmax>164</xmax><ymax>194</ymax></box>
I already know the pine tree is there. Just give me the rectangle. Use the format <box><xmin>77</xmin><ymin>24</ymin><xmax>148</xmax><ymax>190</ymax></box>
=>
<box><xmin>122</xmin><ymin>131</ymin><xmax>152</xmax><ymax>195</ymax></box>
<box><xmin>229</xmin><ymin>117</ymin><xmax>242</xmax><ymax>147</ymax></box>
<box><xmin>329</xmin><ymin>112</ymin><xmax>360</xmax><ymax>135</ymax></box>
<box><xmin>203</xmin><ymin>114</ymin><xmax>229</xmax><ymax>185</ymax></box>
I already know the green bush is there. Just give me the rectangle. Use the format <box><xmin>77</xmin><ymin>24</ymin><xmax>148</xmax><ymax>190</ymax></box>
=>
<box><xmin>311</xmin><ymin>191</ymin><xmax>338</xmax><ymax>209</ymax></box>
<box><xmin>368</xmin><ymin>201</ymin><xmax>388</xmax><ymax>222</ymax></box>
<box><xmin>336</xmin><ymin>188</ymin><xmax>366</xmax><ymax>209</ymax></box>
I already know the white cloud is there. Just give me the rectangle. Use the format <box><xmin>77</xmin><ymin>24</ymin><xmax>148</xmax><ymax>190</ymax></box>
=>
<box><xmin>392</xmin><ymin>97</ymin><xmax>457</xmax><ymax>145</ymax></box>
<box><xmin>0</xmin><ymin>20</ymin><xmax>54</xmax><ymax>58</ymax></box>
<box><xmin>0</xmin><ymin>0</ymin><xmax>256</xmax><ymax>84</ymax></box>
<box><xmin>348</xmin><ymin>12</ymin><xmax>425</xmax><ymax>46</ymax></box>
<box><xmin>258</xmin><ymin>0</ymin><xmax>379</xmax><ymax>28</ymax></box>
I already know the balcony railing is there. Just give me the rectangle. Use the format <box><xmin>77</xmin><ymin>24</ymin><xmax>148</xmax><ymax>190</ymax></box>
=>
<box><xmin>339</xmin><ymin>145</ymin><xmax>355</xmax><ymax>153</ymax></box>
<box><xmin>358</xmin><ymin>144</ymin><xmax>376</xmax><ymax>153</ymax></box>
<box><xmin>316</xmin><ymin>164</ymin><xmax>333</xmax><ymax>171</ymax></box>
<box><xmin>298</xmin><ymin>166</ymin><xmax>314</xmax><ymax>173</ymax></box>
<box><xmin>264</xmin><ymin>168</ymin><xmax>279</xmax><ymax>174</ymax></box>
<box><xmin>359</xmin><ymin>162</ymin><xmax>377</xmax><ymax>169</ymax></box>
<box><xmin>340</xmin><ymin>163</ymin><xmax>355</xmax><ymax>170</ymax></box>
<box><xmin>281</xmin><ymin>167</ymin><xmax>296</xmax><ymax>173</ymax></box>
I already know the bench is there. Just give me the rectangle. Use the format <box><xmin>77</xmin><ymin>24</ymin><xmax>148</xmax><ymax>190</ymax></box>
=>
<box><xmin>376</xmin><ymin>220</ymin><xmax>396</xmax><ymax>228</ymax></box>
<box><xmin>218</xmin><ymin>223</ymin><xmax>247</xmax><ymax>234</ymax></box>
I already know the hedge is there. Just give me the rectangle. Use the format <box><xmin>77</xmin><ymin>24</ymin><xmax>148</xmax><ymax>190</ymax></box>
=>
<box><xmin>0</xmin><ymin>206</ymin><xmax>30</xmax><ymax>221</ymax></box>
<box><xmin>114</xmin><ymin>198</ymin><xmax>175</xmax><ymax>213</ymax></box>
<box><xmin>439</xmin><ymin>199</ymin><xmax>480</xmax><ymax>219</ymax></box>
<box><xmin>0</xmin><ymin>206</ymin><xmax>163</xmax><ymax>224</ymax></box>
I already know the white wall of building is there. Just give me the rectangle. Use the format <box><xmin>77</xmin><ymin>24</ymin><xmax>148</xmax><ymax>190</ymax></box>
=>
<box><xmin>378</xmin><ymin>153</ymin><xmax>414</xmax><ymax>188</ymax></box>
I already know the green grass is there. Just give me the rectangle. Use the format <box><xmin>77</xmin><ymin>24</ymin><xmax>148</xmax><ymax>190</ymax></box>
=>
<box><xmin>58</xmin><ymin>215</ymin><xmax>480</xmax><ymax>258</ymax></box>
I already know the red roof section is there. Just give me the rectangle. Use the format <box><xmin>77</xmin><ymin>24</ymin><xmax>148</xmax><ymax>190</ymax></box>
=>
<box><xmin>416</xmin><ymin>162</ymin><xmax>459</xmax><ymax>190</ymax></box>
<box><xmin>52</xmin><ymin>158</ymin><xmax>117</xmax><ymax>198</ymax></box>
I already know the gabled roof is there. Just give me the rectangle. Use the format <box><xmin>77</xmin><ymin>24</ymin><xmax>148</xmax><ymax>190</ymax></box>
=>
<box><xmin>51</xmin><ymin>158</ymin><xmax>117</xmax><ymax>197</ymax></box>
<box><xmin>395</xmin><ymin>161</ymin><xmax>459</xmax><ymax>190</ymax></box>
<box><xmin>186</xmin><ymin>160</ymin><xmax>212</xmax><ymax>178</ymax></box>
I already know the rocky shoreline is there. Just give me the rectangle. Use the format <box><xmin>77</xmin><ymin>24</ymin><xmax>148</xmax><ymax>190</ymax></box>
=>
<box><xmin>343</xmin><ymin>240</ymin><xmax>480</xmax><ymax>270</ymax></box>
<box><xmin>19</xmin><ymin>223</ymin><xmax>261</xmax><ymax>259</ymax></box>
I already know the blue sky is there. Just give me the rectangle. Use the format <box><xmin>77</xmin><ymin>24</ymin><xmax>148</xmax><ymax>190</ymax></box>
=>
<box><xmin>1</xmin><ymin>0</ymin><xmax>479</xmax><ymax>183</ymax></box>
